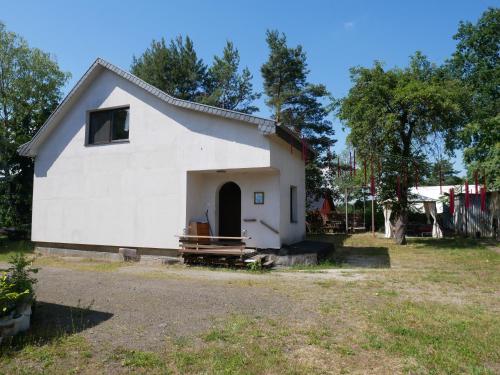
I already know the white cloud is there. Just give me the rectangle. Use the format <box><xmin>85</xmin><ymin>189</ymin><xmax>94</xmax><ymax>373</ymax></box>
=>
<box><xmin>343</xmin><ymin>21</ymin><xmax>355</xmax><ymax>30</ymax></box>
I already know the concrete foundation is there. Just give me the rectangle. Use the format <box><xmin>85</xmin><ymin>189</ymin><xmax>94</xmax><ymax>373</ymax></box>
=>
<box><xmin>139</xmin><ymin>255</ymin><xmax>181</xmax><ymax>265</ymax></box>
<box><xmin>267</xmin><ymin>253</ymin><xmax>318</xmax><ymax>267</ymax></box>
<box><xmin>36</xmin><ymin>246</ymin><xmax>181</xmax><ymax>265</ymax></box>
<box><xmin>36</xmin><ymin>246</ymin><xmax>124</xmax><ymax>262</ymax></box>
<box><xmin>261</xmin><ymin>239</ymin><xmax>334</xmax><ymax>267</ymax></box>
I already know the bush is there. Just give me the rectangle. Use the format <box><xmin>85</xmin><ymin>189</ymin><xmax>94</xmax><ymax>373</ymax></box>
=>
<box><xmin>0</xmin><ymin>273</ymin><xmax>29</xmax><ymax>318</ymax></box>
<box><xmin>0</xmin><ymin>253</ymin><xmax>38</xmax><ymax>318</ymax></box>
<box><xmin>6</xmin><ymin>253</ymin><xmax>38</xmax><ymax>296</ymax></box>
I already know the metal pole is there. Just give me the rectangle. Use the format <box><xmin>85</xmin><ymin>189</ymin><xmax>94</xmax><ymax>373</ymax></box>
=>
<box><xmin>371</xmin><ymin>195</ymin><xmax>375</xmax><ymax>237</ymax></box>
<box><xmin>363</xmin><ymin>187</ymin><xmax>366</xmax><ymax>231</ymax></box>
<box><xmin>345</xmin><ymin>187</ymin><xmax>349</xmax><ymax>234</ymax></box>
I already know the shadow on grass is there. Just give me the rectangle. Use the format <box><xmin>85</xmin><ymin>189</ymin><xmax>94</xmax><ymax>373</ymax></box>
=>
<box><xmin>308</xmin><ymin>234</ymin><xmax>391</xmax><ymax>268</ymax></box>
<box><xmin>0</xmin><ymin>236</ymin><xmax>34</xmax><ymax>262</ymax></box>
<box><xmin>333</xmin><ymin>246</ymin><xmax>391</xmax><ymax>268</ymax></box>
<box><xmin>410</xmin><ymin>237</ymin><xmax>496</xmax><ymax>250</ymax></box>
<box><xmin>1</xmin><ymin>301</ymin><xmax>113</xmax><ymax>351</ymax></box>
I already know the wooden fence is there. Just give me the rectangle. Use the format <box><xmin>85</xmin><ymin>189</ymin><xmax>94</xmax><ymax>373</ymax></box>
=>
<box><xmin>452</xmin><ymin>191</ymin><xmax>499</xmax><ymax>238</ymax></box>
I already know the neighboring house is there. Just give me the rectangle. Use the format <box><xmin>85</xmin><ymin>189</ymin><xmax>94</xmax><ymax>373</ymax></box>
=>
<box><xmin>19</xmin><ymin>58</ymin><xmax>308</xmax><ymax>255</ymax></box>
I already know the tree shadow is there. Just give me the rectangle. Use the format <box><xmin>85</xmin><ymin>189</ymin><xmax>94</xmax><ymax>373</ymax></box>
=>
<box><xmin>1</xmin><ymin>301</ymin><xmax>113</xmax><ymax>351</ymax></box>
<box><xmin>410</xmin><ymin>237</ymin><xmax>496</xmax><ymax>250</ymax></box>
<box><xmin>333</xmin><ymin>246</ymin><xmax>391</xmax><ymax>268</ymax></box>
<box><xmin>307</xmin><ymin>233</ymin><xmax>391</xmax><ymax>268</ymax></box>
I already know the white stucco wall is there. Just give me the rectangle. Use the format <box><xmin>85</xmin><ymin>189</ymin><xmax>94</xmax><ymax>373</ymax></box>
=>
<box><xmin>270</xmin><ymin>137</ymin><xmax>306</xmax><ymax>245</ymax></box>
<box><xmin>186</xmin><ymin>170</ymin><xmax>281</xmax><ymax>249</ymax></box>
<box><xmin>32</xmin><ymin>69</ymin><xmax>274</xmax><ymax>249</ymax></box>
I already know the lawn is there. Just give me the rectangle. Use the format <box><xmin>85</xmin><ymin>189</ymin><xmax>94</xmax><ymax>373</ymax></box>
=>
<box><xmin>0</xmin><ymin>235</ymin><xmax>33</xmax><ymax>262</ymax></box>
<box><xmin>0</xmin><ymin>233</ymin><xmax>499</xmax><ymax>374</ymax></box>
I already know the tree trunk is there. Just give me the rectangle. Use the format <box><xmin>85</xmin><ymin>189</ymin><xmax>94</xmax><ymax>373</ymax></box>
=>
<box><xmin>394</xmin><ymin>211</ymin><xmax>408</xmax><ymax>245</ymax></box>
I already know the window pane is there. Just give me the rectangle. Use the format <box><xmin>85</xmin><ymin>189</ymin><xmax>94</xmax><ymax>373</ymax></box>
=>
<box><xmin>112</xmin><ymin>109</ymin><xmax>129</xmax><ymax>141</ymax></box>
<box><xmin>290</xmin><ymin>186</ymin><xmax>298</xmax><ymax>223</ymax></box>
<box><xmin>89</xmin><ymin>111</ymin><xmax>111</xmax><ymax>144</ymax></box>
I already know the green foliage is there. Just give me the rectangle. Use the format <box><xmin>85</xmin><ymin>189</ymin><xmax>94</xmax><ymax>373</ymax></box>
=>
<box><xmin>261</xmin><ymin>30</ymin><xmax>308</xmax><ymax>123</ymax></box>
<box><xmin>0</xmin><ymin>22</ymin><xmax>69</xmax><ymax>226</ymax></box>
<box><xmin>424</xmin><ymin>159</ymin><xmax>463</xmax><ymax>186</ymax></box>
<box><xmin>131</xmin><ymin>35</ymin><xmax>207</xmax><ymax>101</ymax></box>
<box><xmin>0</xmin><ymin>273</ymin><xmax>29</xmax><ymax>317</ymax></box>
<box><xmin>337</xmin><ymin>53</ymin><xmax>468</xmax><ymax>242</ymax></box>
<box><xmin>0</xmin><ymin>236</ymin><xmax>33</xmax><ymax>262</ymax></box>
<box><xmin>5</xmin><ymin>252</ymin><xmax>38</xmax><ymax>296</ymax></box>
<box><xmin>201</xmin><ymin>41</ymin><xmax>260</xmax><ymax>113</ymax></box>
<box><xmin>447</xmin><ymin>8</ymin><xmax>500</xmax><ymax>189</ymax></box>
<box><xmin>261</xmin><ymin>30</ymin><xmax>335</xmax><ymax>198</ymax></box>
<box><xmin>132</xmin><ymin>37</ymin><xmax>261</xmax><ymax>116</ymax></box>
<box><xmin>246</xmin><ymin>259</ymin><xmax>263</xmax><ymax>272</ymax></box>
<box><xmin>0</xmin><ymin>253</ymin><xmax>37</xmax><ymax>317</ymax></box>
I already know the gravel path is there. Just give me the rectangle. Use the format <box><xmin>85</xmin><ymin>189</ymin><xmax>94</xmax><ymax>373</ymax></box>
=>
<box><xmin>29</xmin><ymin>264</ymin><xmax>331</xmax><ymax>351</ymax></box>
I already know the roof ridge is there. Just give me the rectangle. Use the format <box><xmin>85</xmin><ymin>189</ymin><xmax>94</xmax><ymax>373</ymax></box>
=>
<box><xmin>96</xmin><ymin>57</ymin><xmax>276</xmax><ymax>125</ymax></box>
<box><xmin>19</xmin><ymin>58</ymin><xmax>284</xmax><ymax>156</ymax></box>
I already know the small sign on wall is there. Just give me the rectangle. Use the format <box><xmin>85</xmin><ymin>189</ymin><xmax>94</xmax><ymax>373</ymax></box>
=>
<box><xmin>254</xmin><ymin>192</ymin><xmax>264</xmax><ymax>205</ymax></box>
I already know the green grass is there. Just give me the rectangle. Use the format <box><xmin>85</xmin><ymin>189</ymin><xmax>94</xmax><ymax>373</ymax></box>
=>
<box><xmin>365</xmin><ymin>301</ymin><xmax>500</xmax><ymax>374</ymax></box>
<box><xmin>0</xmin><ymin>334</ymin><xmax>95</xmax><ymax>374</ymax></box>
<box><xmin>168</xmin><ymin>316</ymin><xmax>308</xmax><ymax>375</ymax></box>
<box><xmin>0</xmin><ymin>233</ymin><xmax>498</xmax><ymax>374</ymax></box>
<box><xmin>0</xmin><ymin>236</ymin><xmax>34</xmax><ymax>262</ymax></box>
<box><xmin>113</xmin><ymin>348</ymin><xmax>165</xmax><ymax>370</ymax></box>
<box><xmin>34</xmin><ymin>256</ymin><xmax>127</xmax><ymax>272</ymax></box>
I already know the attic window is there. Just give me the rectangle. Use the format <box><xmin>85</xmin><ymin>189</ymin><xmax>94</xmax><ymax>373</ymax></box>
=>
<box><xmin>88</xmin><ymin>107</ymin><xmax>129</xmax><ymax>145</ymax></box>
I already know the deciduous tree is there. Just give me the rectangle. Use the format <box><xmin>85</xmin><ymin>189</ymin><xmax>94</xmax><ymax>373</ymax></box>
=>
<box><xmin>338</xmin><ymin>53</ymin><xmax>467</xmax><ymax>244</ymax></box>
<box><xmin>447</xmin><ymin>8</ymin><xmax>500</xmax><ymax>189</ymax></box>
<box><xmin>0</xmin><ymin>22</ymin><xmax>69</xmax><ymax>226</ymax></box>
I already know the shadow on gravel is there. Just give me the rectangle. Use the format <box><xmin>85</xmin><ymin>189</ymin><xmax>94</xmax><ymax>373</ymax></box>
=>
<box><xmin>1</xmin><ymin>301</ymin><xmax>113</xmax><ymax>350</ymax></box>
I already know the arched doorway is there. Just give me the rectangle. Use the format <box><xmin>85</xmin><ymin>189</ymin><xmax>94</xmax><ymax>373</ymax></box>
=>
<box><xmin>218</xmin><ymin>182</ymin><xmax>241</xmax><ymax>237</ymax></box>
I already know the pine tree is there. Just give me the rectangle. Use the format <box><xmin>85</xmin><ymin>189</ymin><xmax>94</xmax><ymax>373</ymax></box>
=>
<box><xmin>202</xmin><ymin>41</ymin><xmax>260</xmax><ymax>113</ymax></box>
<box><xmin>261</xmin><ymin>30</ymin><xmax>335</xmax><ymax>198</ymax></box>
<box><xmin>131</xmin><ymin>36</ymin><xmax>206</xmax><ymax>101</ymax></box>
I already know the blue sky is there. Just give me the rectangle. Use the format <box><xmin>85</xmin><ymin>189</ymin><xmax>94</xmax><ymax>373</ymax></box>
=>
<box><xmin>2</xmin><ymin>0</ymin><xmax>496</xmax><ymax>173</ymax></box>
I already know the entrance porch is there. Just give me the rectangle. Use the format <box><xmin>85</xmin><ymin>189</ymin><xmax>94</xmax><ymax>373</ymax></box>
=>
<box><xmin>185</xmin><ymin>168</ymin><xmax>281</xmax><ymax>250</ymax></box>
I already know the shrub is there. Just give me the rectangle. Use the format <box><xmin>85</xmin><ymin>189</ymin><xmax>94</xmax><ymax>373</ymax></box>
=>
<box><xmin>6</xmin><ymin>253</ymin><xmax>38</xmax><ymax>296</ymax></box>
<box><xmin>0</xmin><ymin>253</ymin><xmax>38</xmax><ymax>317</ymax></box>
<box><xmin>0</xmin><ymin>273</ymin><xmax>29</xmax><ymax>318</ymax></box>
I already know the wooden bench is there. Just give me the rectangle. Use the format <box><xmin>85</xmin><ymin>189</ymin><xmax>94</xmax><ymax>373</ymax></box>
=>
<box><xmin>176</xmin><ymin>235</ymin><xmax>251</xmax><ymax>257</ymax></box>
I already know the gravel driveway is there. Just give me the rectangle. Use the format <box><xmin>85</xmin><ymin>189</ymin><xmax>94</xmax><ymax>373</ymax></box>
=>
<box><xmin>28</xmin><ymin>263</ymin><xmax>329</xmax><ymax>351</ymax></box>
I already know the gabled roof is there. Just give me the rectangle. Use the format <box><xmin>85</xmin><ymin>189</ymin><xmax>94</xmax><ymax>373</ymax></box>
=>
<box><xmin>18</xmin><ymin>58</ymin><xmax>308</xmax><ymax>157</ymax></box>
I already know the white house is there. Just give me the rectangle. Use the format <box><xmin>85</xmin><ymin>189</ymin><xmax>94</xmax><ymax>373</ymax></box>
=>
<box><xmin>19</xmin><ymin>58</ymin><xmax>308</xmax><ymax>256</ymax></box>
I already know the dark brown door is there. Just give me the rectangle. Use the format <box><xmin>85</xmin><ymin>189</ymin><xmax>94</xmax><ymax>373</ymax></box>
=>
<box><xmin>218</xmin><ymin>182</ymin><xmax>241</xmax><ymax>237</ymax></box>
